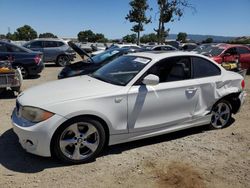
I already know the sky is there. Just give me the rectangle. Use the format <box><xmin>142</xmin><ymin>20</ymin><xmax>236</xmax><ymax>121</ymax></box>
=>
<box><xmin>0</xmin><ymin>0</ymin><xmax>250</xmax><ymax>39</ymax></box>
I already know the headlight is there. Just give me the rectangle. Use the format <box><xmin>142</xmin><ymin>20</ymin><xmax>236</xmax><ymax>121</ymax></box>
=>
<box><xmin>20</xmin><ymin>106</ymin><xmax>54</xmax><ymax>123</ymax></box>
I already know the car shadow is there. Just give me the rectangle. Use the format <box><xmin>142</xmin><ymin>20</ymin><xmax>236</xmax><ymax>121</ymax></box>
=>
<box><xmin>25</xmin><ymin>75</ymin><xmax>41</xmax><ymax>80</ymax></box>
<box><xmin>0</xmin><ymin>90</ymin><xmax>17</xmax><ymax>99</ymax></box>
<box><xmin>0</xmin><ymin>118</ymin><xmax>235</xmax><ymax>173</ymax></box>
<box><xmin>45</xmin><ymin>63</ymin><xmax>59</xmax><ymax>68</ymax></box>
<box><xmin>0</xmin><ymin>129</ymin><xmax>63</xmax><ymax>173</ymax></box>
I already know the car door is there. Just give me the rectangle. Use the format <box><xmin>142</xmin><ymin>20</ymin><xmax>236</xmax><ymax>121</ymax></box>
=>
<box><xmin>236</xmin><ymin>46</ymin><xmax>250</xmax><ymax>69</ymax></box>
<box><xmin>43</xmin><ymin>41</ymin><xmax>59</xmax><ymax>62</ymax></box>
<box><xmin>223</xmin><ymin>47</ymin><xmax>239</xmax><ymax>62</ymax></box>
<box><xmin>190</xmin><ymin>56</ymin><xmax>222</xmax><ymax>116</ymax></box>
<box><xmin>127</xmin><ymin>56</ymin><xmax>199</xmax><ymax>133</ymax></box>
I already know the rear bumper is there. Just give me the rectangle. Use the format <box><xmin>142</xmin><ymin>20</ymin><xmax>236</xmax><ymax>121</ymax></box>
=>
<box><xmin>237</xmin><ymin>91</ymin><xmax>247</xmax><ymax>113</ymax></box>
<box><xmin>27</xmin><ymin>62</ymin><xmax>44</xmax><ymax>75</ymax></box>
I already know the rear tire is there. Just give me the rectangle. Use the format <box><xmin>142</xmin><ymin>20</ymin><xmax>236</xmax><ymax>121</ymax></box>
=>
<box><xmin>210</xmin><ymin>100</ymin><xmax>232</xmax><ymax>129</ymax></box>
<box><xmin>56</xmin><ymin>55</ymin><xmax>69</xmax><ymax>67</ymax></box>
<box><xmin>52</xmin><ymin>117</ymin><xmax>106</xmax><ymax>164</ymax></box>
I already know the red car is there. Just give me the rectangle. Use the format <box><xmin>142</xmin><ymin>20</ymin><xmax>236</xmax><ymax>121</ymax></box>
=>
<box><xmin>197</xmin><ymin>44</ymin><xmax>250</xmax><ymax>70</ymax></box>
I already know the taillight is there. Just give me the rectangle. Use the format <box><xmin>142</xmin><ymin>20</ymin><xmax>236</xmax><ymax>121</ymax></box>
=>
<box><xmin>241</xmin><ymin>80</ymin><xmax>245</xmax><ymax>90</ymax></box>
<box><xmin>34</xmin><ymin>54</ymin><xmax>42</xmax><ymax>64</ymax></box>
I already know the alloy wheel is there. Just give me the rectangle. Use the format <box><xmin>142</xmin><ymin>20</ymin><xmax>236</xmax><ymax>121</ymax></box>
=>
<box><xmin>59</xmin><ymin>122</ymin><xmax>99</xmax><ymax>160</ymax></box>
<box><xmin>211</xmin><ymin>102</ymin><xmax>231</xmax><ymax>128</ymax></box>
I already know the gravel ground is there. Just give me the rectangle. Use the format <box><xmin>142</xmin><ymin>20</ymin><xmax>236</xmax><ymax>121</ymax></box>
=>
<box><xmin>0</xmin><ymin>65</ymin><xmax>249</xmax><ymax>188</ymax></box>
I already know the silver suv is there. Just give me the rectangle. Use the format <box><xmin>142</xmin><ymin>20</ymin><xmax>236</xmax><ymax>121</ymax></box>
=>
<box><xmin>23</xmin><ymin>38</ymin><xmax>75</xmax><ymax>66</ymax></box>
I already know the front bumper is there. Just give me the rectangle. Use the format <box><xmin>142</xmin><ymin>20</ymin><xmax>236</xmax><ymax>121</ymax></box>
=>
<box><xmin>11</xmin><ymin>108</ymin><xmax>67</xmax><ymax>157</ymax></box>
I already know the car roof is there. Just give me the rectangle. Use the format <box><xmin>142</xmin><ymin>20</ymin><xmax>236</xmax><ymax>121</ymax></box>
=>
<box><xmin>31</xmin><ymin>38</ymin><xmax>66</xmax><ymax>42</ymax></box>
<box><xmin>126</xmin><ymin>51</ymin><xmax>202</xmax><ymax>60</ymax></box>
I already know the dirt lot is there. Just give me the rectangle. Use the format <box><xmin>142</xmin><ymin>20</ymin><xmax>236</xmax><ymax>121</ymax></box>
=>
<box><xmin>0</xmin><ymin>65</ymin><xmax>249</xmax><ymax>188</ymax></box>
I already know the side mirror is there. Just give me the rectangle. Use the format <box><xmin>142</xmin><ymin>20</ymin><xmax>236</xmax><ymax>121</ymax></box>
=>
<box><xmin>142</xmin><ymin>74</ymin><xmax>159</xmax><ymax>86</ymax></box>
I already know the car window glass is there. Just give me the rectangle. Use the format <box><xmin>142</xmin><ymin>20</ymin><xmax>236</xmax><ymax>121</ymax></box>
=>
<box><xmin>44</xmin><ymin>41</ymin><xmax>58</xmax><ymax>48</ymax></box>
<box><xmin>7</xmin><ymin>44</ymin><xmax>26</xmax><ymax>53</ymax></box>
<box><xmin>30</xmin><ymin>41</ymin><xmax>43</xmax><ymax>48</ymax></box>
<box><xmin>92</xmin><ymin>56</ymin><xmax>150</xmax><ymax>86</ymax></box>
<box><xmin>154</xmin><ymin>47</ymin><xmax>161</xmax><ymax>51</ymax></box>
<box><xmin>92</xmin><ymin>50</ymin><xmax>120</xmax><ymax>64</ymax></box>
<box><xmin>192</xmin><ymin>57</ymin><xmax>221</xmax><ymax>78</ymax></box>
<box><xmin>0</xmin><ymin>43</ymin><xmax>8</xmax><ymax>52</ymax></box>
<box><xmin>57</xmin><ymin>42</ymin><xmax>65</xmax><ymax>47</ymax></box>
<box><xmin>237</xmin><ymin>47</ymin><xmax>250</xmax><ymax>54</ymax></box>
<box><xmin>224</xmin><ymin>47</ymin><xmax>237</xmax><ymax>55</ymax></box>
<box><xmin>147</xmin><ymin>56</ymin><xmax>191</xmax><ymax>83</ymax></box>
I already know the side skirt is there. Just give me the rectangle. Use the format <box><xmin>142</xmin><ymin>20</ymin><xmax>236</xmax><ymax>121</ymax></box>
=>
<box><xmin>109</xmin><ymin>115</ymin><xmax>211</xmax><ymax>146</ymax></box>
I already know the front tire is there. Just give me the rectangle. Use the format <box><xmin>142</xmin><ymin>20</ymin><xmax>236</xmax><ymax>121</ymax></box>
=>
<box><xmin>53</xmin><ymin>117</ymin><xmax>106</xmax><ymax>164</ymax></box>
<box><xmin>210</xmin><ymin>100</ymin><xmax>232</xmax><ymax>129</ymax></box>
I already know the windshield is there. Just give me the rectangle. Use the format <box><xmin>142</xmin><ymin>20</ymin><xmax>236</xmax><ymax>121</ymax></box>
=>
<box><xmin>197</xmin><ymin>46</ymin><xmax>224</xmax><ymax>56</ymax></box>
<box><xmin>91</xmin><ymin>55</ymin><xmax>151</xmax><ymax>86</ymax></box>
<box><xmin>91</xmin><ymin>49</ymin><xmax>121</xmax><ymax>64</ymax></box>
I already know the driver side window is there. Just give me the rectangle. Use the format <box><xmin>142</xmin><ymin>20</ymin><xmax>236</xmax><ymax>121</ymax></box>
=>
<box><xmin>224</xmin><ymin>47</ymin><xmax>237</xmax><ymax>55</ymax></box>
<box><xmin>147</xmin><ymin>56</ymin><xmax>191</xmax><ymax>83</ymax></box>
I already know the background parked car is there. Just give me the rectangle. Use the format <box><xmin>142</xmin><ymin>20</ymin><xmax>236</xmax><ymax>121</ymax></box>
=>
<box><xmin>58</xmin><ymin>42</ymin><xmax>142</xmax><ymax>79</ymax></box>
<box><xmin>143</xmin><ymin>44</ymin><xmax>177</xmax><ymax>51</ymax></box>
<box><xmin>180</xmin><ymin>43</ymin><xmax>198</xmax><ymax>51</ymax></box>
<box><xmin>23</xmin><ymin>38</ymin><xmax>75</xmax><ymax>66</ymax></box>
<box><xmin>91</xmin><ymin>43</ymin><xmax>140</xmax><ymax>56</ymax></box>
<box><xmin>196</xmin><ymin>44</ymin><xmax>250</xmax><ymax>70</ymax></box>
<box><xmin>0</xmin><ymin>41</ymin><xmax>44</xmax><ymax>78</ymax></box>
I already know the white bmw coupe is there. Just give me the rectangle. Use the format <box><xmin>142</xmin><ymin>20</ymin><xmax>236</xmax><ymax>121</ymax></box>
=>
<box><xmin>12</xmin><ymin>51</ymin><xmax>246</xmax><ymax>163</ymax></box>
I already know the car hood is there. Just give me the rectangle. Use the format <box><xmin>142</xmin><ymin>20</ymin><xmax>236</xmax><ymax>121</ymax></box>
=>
<box><xmin>17</xmin><ymin>75</ymin><xmax>123</xmax><ymax>108</ymax></box>
<box><xmin>67</xmin><ymin>41</ymin><xmax>90</xmax><ymax>60</ymax></box>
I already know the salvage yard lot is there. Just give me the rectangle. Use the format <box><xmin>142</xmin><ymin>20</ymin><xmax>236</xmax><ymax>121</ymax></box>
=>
<box><xmin>0</xmin><ymin>65</ymin><xmax>249</xmax><ymax>188</ymax></box>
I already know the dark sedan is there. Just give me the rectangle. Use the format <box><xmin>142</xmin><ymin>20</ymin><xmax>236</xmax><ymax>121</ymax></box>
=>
<box><xmin>58</xmin><ymin>45</ymin><xmax>140</xmax><ymax>79</ymax></box>
<box><xmin>0</xmin><ymin>41</ymin><xmax>44</xmax><ymax>78</ymax></box>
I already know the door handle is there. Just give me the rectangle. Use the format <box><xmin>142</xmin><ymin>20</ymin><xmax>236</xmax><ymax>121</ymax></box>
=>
<box><xmin>186</xmin><ymin>88</ymin><xmax>197</xmax><ymax>93</ymax></box>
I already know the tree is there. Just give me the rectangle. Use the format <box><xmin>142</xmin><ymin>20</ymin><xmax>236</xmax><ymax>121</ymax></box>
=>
<box><xmin>202</xmin><ymin>37</ymin><xmax>213</xmax><ymax>43</ymax></box>
<box><xmin>15</xmin><ymin>25</ymin><xmax>37</xmax><ymax>40</ymax></box>
<box><xmin>77</xmin><ymin>30</ymin><xmax>108</xmax><ymax>43</ymax></box>
<box><xmin>39</xmin><ymin>32</ymin><xmax>57</xmax><ymax>38</ymax></box>
<box><xmin>95</xmin><ymin>33</ymin><xmax>108</xmax><ymax>42</ymax></box>
<box><xmin>78</xmin><ymin>30</ymin><xmax>96</xmax><ymax>42</ymax></box>
<box><xmin>126</xmin><ymin>0</ymin><xmax>151</xmax><ymax>45</ymax></box>
<box><xmin>6</xmin><ymin>32</ymin><xmax>17</xmax><ymax>40</ymax></box>
<box><xmin>177</xmin><ymin>32</ymin><xmax>187</xmax><ymax>42</ymax></box>
<box><xmin>140</xmin><ymin>33</ymin><xmax>158</xmax><ymax>43</ymax></box>
<box><xmin>0</xmin><ymin>34</ymin><xmax>6</xmax><ymax>40</ymax></box>
<box><xmin>155</xmin><ymin>0</ymin><xmax>194</xmax><ymax>44</ymax></box>
<box><xmin>122</xmin><ymin>34</ymin><xmax>137</xmax><ymax>43</ymax></box>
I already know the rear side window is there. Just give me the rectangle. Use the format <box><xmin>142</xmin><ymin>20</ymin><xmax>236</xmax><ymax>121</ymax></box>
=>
<box><xmin>192</xmin><ymin>57</ymin><xmax>221</xmax><ymax>78</ymax></box>
<box><xmin>30</xmin><ymin>41</ymin><xmax>43</xmax><ymax>48</ymax></box>
<box><xmin>7</xmin><ymin>44</ymin><xmax>26</xmax><ymax>53</ymax></box>
<box><xmin>0</xmin><ymin>43</ymin><xmax>8</xmax><ymax>52</ymax></box>
<box><xmin>44</xmin><ymin>41</ymin><xmax>58</xmax><ymax>48</ymax></box>
<box><xmin>57</xmin><ymin>42</ymin><xmax>65</xmax><ymax>47</ymax></box>
<box><xmin>237</xmin><ymin>47</ymin><xmax>250</xmax><ymax>54</ymax></box>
